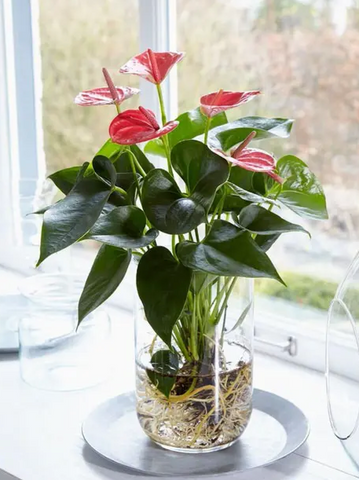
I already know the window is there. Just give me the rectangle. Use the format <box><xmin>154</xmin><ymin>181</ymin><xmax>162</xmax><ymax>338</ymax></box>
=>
<box><xmin>2</xmin><ymin>0</ymin><xmax>359</xmax><ymax>377</ymax></box>
<box><xmin>39</xmin><ymin>0</ymin><xmax>139</xmax><ymax>174</ymax></box>
<box><xmin>176</xmin><ymin>0</ymin><xmax>359</xmax><ymax>374</ymax></box>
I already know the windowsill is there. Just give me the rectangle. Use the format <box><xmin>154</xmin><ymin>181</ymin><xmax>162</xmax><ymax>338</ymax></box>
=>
<box><xmin>0</xmin><ymin>310</ymin><xmax>358</xmax><ymax>480</ymax></box>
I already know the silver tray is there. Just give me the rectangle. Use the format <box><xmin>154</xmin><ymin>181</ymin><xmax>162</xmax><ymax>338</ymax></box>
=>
<box><xmin>82</xmin><ymin>389</ymin><xmax>309</xmax><ymax>477</ymax></box>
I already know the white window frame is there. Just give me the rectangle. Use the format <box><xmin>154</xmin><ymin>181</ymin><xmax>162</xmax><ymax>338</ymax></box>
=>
<box><xmin>1</xmin><ymin>0</ymin><xmax>358</xmax><ymax>382</ymax></box>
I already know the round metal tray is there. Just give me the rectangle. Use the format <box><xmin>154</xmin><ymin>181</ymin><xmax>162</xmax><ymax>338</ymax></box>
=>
<box><xmin>82</xmin><ymin>388</ymin><xmax>309</xmax><ymax>477</ymax></box>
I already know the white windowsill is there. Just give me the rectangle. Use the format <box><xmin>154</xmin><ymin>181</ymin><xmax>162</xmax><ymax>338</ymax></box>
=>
<box><xmin>0</xmin><ymin>308</ymin><xmax>359</xmax><ymax>480</ymax></box>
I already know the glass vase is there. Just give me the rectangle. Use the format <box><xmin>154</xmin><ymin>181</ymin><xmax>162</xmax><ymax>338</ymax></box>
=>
<box><xmin>326</xmin><ymin>251</ymin><xmax>359</xmax><ymax>440</ymax></box>
<box><xmin>135</xmin><ymin>272</ymin><xmax>254</xmax><ymax>453</ymax></box>
<box><xmin>18</xmin><ymin>273</ymin><xmax>112</xmax><ymax>391</ymax></box>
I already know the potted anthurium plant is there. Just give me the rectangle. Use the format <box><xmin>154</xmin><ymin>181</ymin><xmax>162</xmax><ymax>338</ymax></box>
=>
<box><xmin>36</xmin><ymin>49</ymin><xmax>327</xmax><ymax>452</ymax></box>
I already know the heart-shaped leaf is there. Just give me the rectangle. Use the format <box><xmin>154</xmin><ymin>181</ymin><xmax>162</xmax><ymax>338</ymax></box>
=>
<box><xmin>141</xmin><ymin>169</ymin><xmax>206</xmax><ymax>234</ymax></box>
<box><xmin>78</xmin><ymin>245</ymin><xmax>131</xmax><ymax>323</ymax></box>
<box><xmin>177</xmin><ymin>220</ymin><xmax>283</xmax><ymax>283</ymax></box>
<box><xmin>130</xmin><ymin>145</ymin><xmax>154</xmax><ymax>173</ymax></box>
<box><xmin>49</xmin><ymin>166</ymin><xmax>82</xmax><ymax>194</ymax></box>
<box><xmin>227</xmin><ymin>182</ymin><xmax>278</xmax><ymax>206</ymax></box>
<box><xmin>147</xmin><ymin>349</ymin><xmax>179</xmax><ymax>398</ymax></box>
<box><xmin>95</xmin><ymin>138</ymin><xmax>123</xmax><ymax>160</ymax></box>
<box><xmin>210</xmin><ymin>186</ymin><xmax>249</xmax><ymax>214</ymax></box>
<box><xmin>137</xmin><ymin>247</ymin><xmax>192</xmax><ymax>347</ymax></box>
<box><xmin>255</xmin><ymin>234</ymin><xmax>281</xmax><ymax>252</ymax></box>
<box><xmin>37</xmin><ymin>174</ymin><xmax>112</xmax><ymax>265</ymax></box>
<box><xmin>145</xmin><ymin>108</ymin><xmax>228</xmax><ymax>157</ymax></box>
<box><xmin>209</xmin><ymin>116</ymin><xmax>294</xmax><ymax>151</ymax></box>
<box><xmin>236</xmin><ymin>204</ymin><xmax>309</xmax><ymax>236</ymax></box>
<box><xmin>93</xmin><ymin>156</ymin><xmax>117</xmax><ymax>187</ymax></box>
<box><xmin>276</xmin><ymin>155</ymin><xmax>328</xmax><ymax>220</ymax></box>
<box><xmin>171</xmin><ymin>140</ymin><xmax>229</xmax><ymax>210</ymax></box>
<box><xmin>114</xmin><ymin>147</ymin><xmax>154</xmax><ymax>174</ymax></box>
<box><xmin>84</xmin><ymin>206</ymin><xmax>158</xmax><ymax>248</ymax></box>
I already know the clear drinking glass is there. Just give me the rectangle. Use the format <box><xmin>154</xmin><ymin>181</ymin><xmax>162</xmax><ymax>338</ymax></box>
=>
<box><xmin>18</xmin><ymin>273</ymin><xmax>112</xmax><ymax>391</ymax></box>
<box><xmin>135</xmin><ymin>269</ymin><xmax>254</xmax><ymax>453</ymax></box>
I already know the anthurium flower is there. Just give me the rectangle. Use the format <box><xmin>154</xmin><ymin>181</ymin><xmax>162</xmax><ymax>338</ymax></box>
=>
<box><xmin>213</xmin><ymin>131</ymin><xmax>283</xmax><ymax>183</ymax></box>
<box><xmin>109</xmin><ymin>106</ymin><xmax>178</xmax><ymax>145</ymax></box>
<box><xmin>74</xmin><ymin>86</ymin><xmax>139</xmax><ymax>106</ymax></box>
<box><xmin>74</xmin><ymin>68</ymin><xmax>139</xmax><ymax>106</ymax></box>
<box><xmin>200</xmin><ymin>90</ymin><xmax>261</xmax><ymax>118</ymax></box>
<box><xmin>119</xmin><ymin>49</ymin><xmax>185</xmax><ymax>85</ymax></box>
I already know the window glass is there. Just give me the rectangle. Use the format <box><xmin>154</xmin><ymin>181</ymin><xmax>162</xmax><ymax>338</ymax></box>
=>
<box><xmin>177</xmin><ymin>0</ymin><xmax>359</xmax><ymax>334</ymax></box>
<box><xmin>39</xmin><ymin>0</ymin><xmax>139</xmax><ymax>174</ymax></box>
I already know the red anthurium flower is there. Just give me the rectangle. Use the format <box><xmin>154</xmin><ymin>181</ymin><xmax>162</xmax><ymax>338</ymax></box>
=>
<box><xmin>213</xmin><ymin>131</ymin><xmax>283</xmax><ymax>183</ymax></box>
<box><xmin>109</xmin><ymin>106</ymin><xmax>178</xmax><ymax>145</ymax></box>
<box><xmin>74</xmin><ymin>68</ymin><xmax>139</xmax><ymax>106</ymax></box>
<box><xmin>119</xmin><ymin>49</ymin><xmax>185</xmax><ymax>85</ymax></box>
<box><xmin>200</xmin><ymin>89</ymin><xmax>261</xmax><ymax>118</ymax></box>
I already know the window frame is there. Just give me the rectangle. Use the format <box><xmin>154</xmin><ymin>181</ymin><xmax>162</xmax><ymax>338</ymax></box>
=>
<box><xmin>1</xmin><ymin>0</ymin><xmax>357</xmax><ymax>381</ymax></box>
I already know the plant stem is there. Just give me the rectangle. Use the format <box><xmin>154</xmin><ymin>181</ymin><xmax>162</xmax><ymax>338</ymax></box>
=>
<box><xmin>156</xmin><ymin>83</ymin><xmax>175</xmax><ymax>177</ymax></box>
<box><xmin>161</xmin><ymin>136</ymin><xmax>174</xmax><ymax>177</ymax></box>
<box><xmin>172</xmin><ymin>235</ymin><xmax>178</xmax><ymax>260</ymax></box>
<box><xmin>173</xmin><ymin>325</ymin><xmax>191</xmax><ymax>362</ymax></box>
<box><xmin>156</xmin><ymin>84</ymin><xmax>167</xmax><ymax>125</ymax></box>
<box><xmin>191</xmin><ymin>295</ymin><xmax>199</xmax><ymax>361</ymax></box>
<box><xmin>127</xmin><ymin>149</ymin><xmax>146</xmax><ymax>177</ymax></box>
<box><xmin>126</xmin><ymin>148</ymin><xmax>143</xmax><ymax>203</ymax></box>
<box><xmin>112</xmin><ymin>185</ymin><xmax>127</xmax><ymax>196</ymax></box>
<box><xmin>195</xmin><ymin>228</ymin><xmax>200</xmax><ymax>243</ymax></box>
<box><xmin>216</xmin><ymin>277</ymin><xmax>237</xmax><ymax>327</ymax></box>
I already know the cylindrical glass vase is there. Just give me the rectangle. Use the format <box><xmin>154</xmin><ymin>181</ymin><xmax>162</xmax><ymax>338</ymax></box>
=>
<box><xmin>135</xmin><ymin>273</ymin><xmax>254</xmax><ymax>453</ymax></box>
<box><xmin>18</xmin><ymin>273</ymin><xmax>112</xmax><ymax>391</ymax></box>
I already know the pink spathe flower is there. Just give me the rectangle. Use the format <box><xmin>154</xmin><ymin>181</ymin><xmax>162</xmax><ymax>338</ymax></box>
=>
<box><xmin>109</xmin><ymin>106</ymin><xmax>178</xmax><ymax>145</ymax></box>
<box><xmin>214</xmin><ymin>131</ymin><xmax>283</xmax><ymax>184</ymax></box>
<box><xmin>74</xmin><ymin>68</ymin><xmax>139</xmax><ymax>106</ymax></box>
<box><xmin>74</xmin><ymin>86</ymin><xmax>139</xmax><ymax>106</ymax></box>
<box><xmin>200</xmin><ymin>89</ymin><xmax>261</xmax><ymax>118</ymax></box>
<box><xmin>119</xmin><ymin>49</ymin><xmax>185</xmax><ymax>85</ymax></box>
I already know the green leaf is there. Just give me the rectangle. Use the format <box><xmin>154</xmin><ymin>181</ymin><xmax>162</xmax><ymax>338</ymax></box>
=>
<box><xmin>145</xmin><ymin>108</ymin><xmax>228</xmax><ymax>157</ymax></box>
<box><xmin>177</xmin><ymin>220</ymin><xmax>283</xmax><ymax>283</ymax></box>
<box><xmin>142</xmin><ymin>169</ymin><xmax>206</xmax><ymax>234</ymax></box>
<box><xmin>48</xmin><ymin>166</ymin><xmax>82</xmax><ymax>194</ymax></box>
<box><xmin>147</xmin><ymin>350</ymin><xmax>179</xmax><ymax>398</ymax></box>
<box><xmin>227</xmin><ymin>182</ymin><xmax>278</xmax><ymax>206</ymax></box>
<box><xmin>78</xmin><ymin>245</ymin><xmax>131</xmax><ymax>323</ymax></box>
<box><xmin>276</xmin><ymin>155</ymin><xmax>328</xmax><ymax>220</ymax></box>
<box><xmin>95</xmin><ymin>138</ymin><xmax>123</xmax><ymax>160</ymax></box>
<box><xmin>190</xmin><ymin>272</ymin><xmax>217</xmax><ymax>294</ymax></box>
<box><xmin>137</xmin><ymin>247</ymin><xmax>192</xmax><ymax>347</ymax></box>
<box><xmin>171</xmin><ymin>140</ymin><xmax>229</xmax><ymax>210</ymax></box>
<box><xmin>209</xmin><ymin>116</ymin><xmax>294</xmax><ymax>151</ymax></box>
<box><xmin>37</xmin><ymin>176</ymin><xmax>112</xmax><ymax>265</ymax></box>
<box><xmin>209</xmin><ymin>186</ymin><xmax>249</xmax><ymax>214</ymax></box>
<box><xmin>255</xmin><ymin>234</ymin><xmax>281</xmax><ymax>252</ymax></box>
<box><xmin>93</xmin><ymin>156</ymin><xmax>117</xmax><ymax>187</ymax></box>
<box><xmin>84</xmin><ymin>206</ymin><xmax>158</xmax><ymax>248</ymax></box>
<box><xmin>225</xmin><ymin>301</ymin><xmax>252</xmax><ymax>335</ymax></box>
<box><xmin>130</xmin><ymin>145</ymin><xmax>154</xmax><ymax>173</ymax></box>
<box><xmin>229</xmin><ymin>165</ymin><xmax>255</xmax><ymax>192</ymax></box>
<box><xmin>236</xmin><ymin>204</ymin><xmax>309</xmax><ymax>236</ymax></box>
